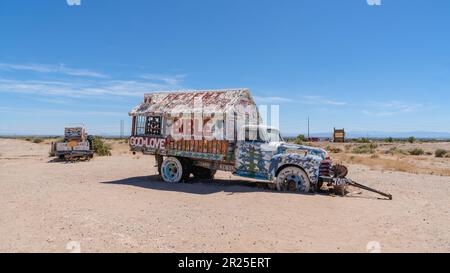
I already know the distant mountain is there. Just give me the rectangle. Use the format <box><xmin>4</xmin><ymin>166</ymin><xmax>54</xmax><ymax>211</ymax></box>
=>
<box><xmin>283</xmin><ymin>131</ymin><xmax>450</xmax><ymax>139</ymax></box>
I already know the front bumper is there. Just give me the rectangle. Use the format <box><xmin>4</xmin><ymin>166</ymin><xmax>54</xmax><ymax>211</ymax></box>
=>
<box><xmin>55</xmin><ymin>150</ymin><xmax>94</xmax><ymax>156</ymax></box>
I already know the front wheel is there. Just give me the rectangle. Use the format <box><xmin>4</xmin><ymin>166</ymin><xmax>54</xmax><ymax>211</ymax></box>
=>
<box><xmin>160</xmin><ymin>157</ymin><xmax>186</xmax><ymax>183</ymax></box>
<box><xmin>275</xmin><ymin>166</ymin><xmax>311</xmax><ymax>193</ymax></box>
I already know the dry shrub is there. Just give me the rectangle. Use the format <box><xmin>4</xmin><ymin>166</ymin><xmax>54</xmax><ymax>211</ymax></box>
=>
<box><xmin>352</xmin><ymin>144</ymin><xmax>377</xmax><ymax>154</ymax></box>
<box><xmin>335</xmin><ymin>154</ymin><xmax>450</xmax><ymax>176</ymax></box>
<box><xmin>330</xmin><ymin>147</ymin><xmax>343</xmax><ymax>153</ymax></box>
<box><xmin>385</xmin><ymin>147</ymin><xmax>407</xmax><ymax>155</ymax></box>
<box><xmin>326</xmin><ymin>145</ymin><xmax>342</xmax><ymax>153</ymax></box>
<box><xmin>435</xmin><ymin>149</ymin><xmax>447</xmax><ymax>158</ymax></box>
<box><xmin>408</xmin><ymin>148</ymin><xmax>425</xmax><ymax>156</ymax></box>
<box><xmin>32</xmin><ymin>138</ymin><xmax>43</xmax><ymax>144</ymax></box>
<box><xmin>24</xmin><ymin>137</ymin><xmax>44</xmax><ymax>143</ymax></box>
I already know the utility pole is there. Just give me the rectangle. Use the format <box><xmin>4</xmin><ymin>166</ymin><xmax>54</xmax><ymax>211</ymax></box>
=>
<box><xmin>307</xmin><ymin>116</ymin><xmax>310</xmax><ymax>141</ymax></box>
<box><xmin>120</xmin><ymin>120</ymin><xmax>124</xmax><ymax>138</ymax></box>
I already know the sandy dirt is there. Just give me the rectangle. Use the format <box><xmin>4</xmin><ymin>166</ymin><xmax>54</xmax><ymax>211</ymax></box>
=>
<box><xmin>0</xmin><ymin>138</ymin><xmax>449</xmax><ymax>253</ymax></box>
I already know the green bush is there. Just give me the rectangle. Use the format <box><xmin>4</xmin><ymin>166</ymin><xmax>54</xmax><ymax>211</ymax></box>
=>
<box><xmin>408</xmin><ymin>148</ymin><xmax>424</xmax><ymax>156</ymax></box>
<box><xmin>385</xmin><ymin>137</ymin><xmax>394</xmax><ymax>143</ymax></box>
<box><xmin>435</xmin><ymin>149</ymin><xmax>447</xmax><ymax>158</ymax></box>
<box><xmin>355</xmin><ymin>138</ymin><xmax>370</xmax><ymax>143</ymax></box>
<box><xmin>92</xmin><ymin>137</ymin><xmax>112</xmax><ymax>156</ymax></box>
<box><xmin>407</xmin><ymin>136</ymin><xmax>416</xmax><ymax>143</ymax></box>
<box><xmin>294</xmin><ymin>134</ymin><xmax>306</xmax><ymax>144</ymax></box>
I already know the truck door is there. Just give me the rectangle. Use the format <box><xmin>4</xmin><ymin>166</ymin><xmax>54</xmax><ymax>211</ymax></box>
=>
<box><xmin>234</xmin><ymin>127</ymin><xmax>278</xmax><ymax>180</ymax></box>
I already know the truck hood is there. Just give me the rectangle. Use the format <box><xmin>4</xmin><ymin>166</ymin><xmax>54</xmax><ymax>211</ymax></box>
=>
<box><xmin>277</xmin><ymin>142</ymin><xmax>328</xmax><ymax>160</ymax></box>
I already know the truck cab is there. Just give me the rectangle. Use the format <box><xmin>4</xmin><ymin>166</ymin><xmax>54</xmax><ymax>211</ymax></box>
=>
<box><xmin>235</xmin><ymin>125</ymin><xmax>329</xmax><ymax>192</ymax></box>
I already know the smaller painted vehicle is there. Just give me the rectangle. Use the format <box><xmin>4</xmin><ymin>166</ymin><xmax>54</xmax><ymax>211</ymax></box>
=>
<box><xmin>52</xmin><ymin>127</ymin><xmax>94</xmax><ymax>161</ymax></box>
<box><xmin>128</xmin><ymin>89</ymin><xmax>336</xmax><ymax>193</ymax></box>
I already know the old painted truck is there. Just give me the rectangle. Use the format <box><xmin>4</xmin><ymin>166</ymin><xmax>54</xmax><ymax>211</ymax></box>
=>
<box><xmin>128</xmin><ymin>89</ymin><xmax>392</xmax><ymax>198</ymax></box>
<box><xmin>52</xmin><ymin>127</ymin><xmax>94</xmax><ymax>161</ymax></box>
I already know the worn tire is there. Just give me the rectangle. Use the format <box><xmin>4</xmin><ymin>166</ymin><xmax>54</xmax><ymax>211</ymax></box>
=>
<box><xmin>155</xmin><ymin>155</ymin><xmax>163</xmax><ymax>176</ymax></box>
<box><xmin>192</xmin><ymin>166</ymin><xmax>216</xmax><ymax>180</ymax></box>
<box><xmin>275</xmin><ymin>166</ymin><xmax>311</xmax><ymax>193</ymax></box>
<box><xmin>160</xmin><ymin>157</ymin><xmax>186</xmax><ymax>183</ymax></box>
<box><xmin>316</xmin><ymin>180</ymin><xmax>324</xmax><ymax>191</ymax></box>
<box><xmin>180</xmin><ymin>158</ymin><xmax>192</xmax><ymax>182</ymax></box>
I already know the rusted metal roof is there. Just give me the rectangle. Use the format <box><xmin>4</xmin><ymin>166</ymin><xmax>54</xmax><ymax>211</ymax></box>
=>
<box><xmin>129</xmin><ymin>88</ymin><xmax>257</xmax><ymax>116</ymax></box>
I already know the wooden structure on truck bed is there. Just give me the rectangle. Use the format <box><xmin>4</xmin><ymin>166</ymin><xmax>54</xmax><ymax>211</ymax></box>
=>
<box><xmin>128</xmin><ymin>89</ymin><xmax>260</xmax><ymax>162</ymax></box>
<box><xmin>333</xmin><ymin>128</ymin><xmax>345</xmax><ymax>143</ymax></box>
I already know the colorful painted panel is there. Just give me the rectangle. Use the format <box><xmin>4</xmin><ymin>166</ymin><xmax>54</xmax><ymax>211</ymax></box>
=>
<box><xmin>129</xmin><ymin>136</ymin><xmax>230</xmax><ymax>161</ymax></box>
<box><xmin>145</xmin><ymin>116</ymin><xmax>162</xmax><ymax>135</ymax></box>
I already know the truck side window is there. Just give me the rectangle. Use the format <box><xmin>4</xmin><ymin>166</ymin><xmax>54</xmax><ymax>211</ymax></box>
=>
<box><xmin>136</xmin><ymin>115</ymin><xmax>146</xmax><ymax>135</ymax></box>
<box><xmin>245</xmin><ymin>127</ymin><xmax>263</xmax><ymax>142</ymax></box>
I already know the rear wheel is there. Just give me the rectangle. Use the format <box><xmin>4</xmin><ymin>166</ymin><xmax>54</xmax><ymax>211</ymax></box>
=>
<box><xmin>275</xmin><ymin>166</ymin><xmax>311</xmax><ymax>193</ymax></box>
<box><xmin>155</xmin><ymin>155</ymin><xmax>163</xmax><ymax>176</ymax></box>
<box><xmin>180</xmin><ymin>158</ymin><xmax>192</xmax><ymax>182</ymax></box>
<box><xmin>160</xmin><ymin>157</ymin><xmax>185</xmax><ymax>183</ymax></box>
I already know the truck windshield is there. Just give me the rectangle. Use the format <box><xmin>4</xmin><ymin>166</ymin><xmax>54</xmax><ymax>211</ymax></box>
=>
<box><xmin>266</xmin><ymin>128</ymin><xmax>283</xmax><ymax>142</ymax></box>
<box><xmin>243</xmin><ymin>126</ymin><xmax>284</xmax><ymax>142</ymax></box>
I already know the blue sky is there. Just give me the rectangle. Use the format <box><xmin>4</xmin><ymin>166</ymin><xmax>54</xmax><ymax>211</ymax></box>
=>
<box><xmin>0</xmin><ymin>0</ymin><xmax>449</xmax><ymax>136</ymax></box>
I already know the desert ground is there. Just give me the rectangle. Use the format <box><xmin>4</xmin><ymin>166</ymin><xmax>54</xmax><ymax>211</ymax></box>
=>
<box><xmin>0</xmin><ymin>138</ymin><xmax>449</xmax><ymax>253</ymax></box>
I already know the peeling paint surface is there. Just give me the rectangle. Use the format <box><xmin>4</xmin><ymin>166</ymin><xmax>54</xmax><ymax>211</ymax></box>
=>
<box><xmin>129</xmin><ymin>89</ymin><xmax>258</xmax><ymax>117</ymax></box>
<box><xmin>235</xmin><ymin>142</ymin><xmax>327</xmax><ymax>183</ymax></box>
